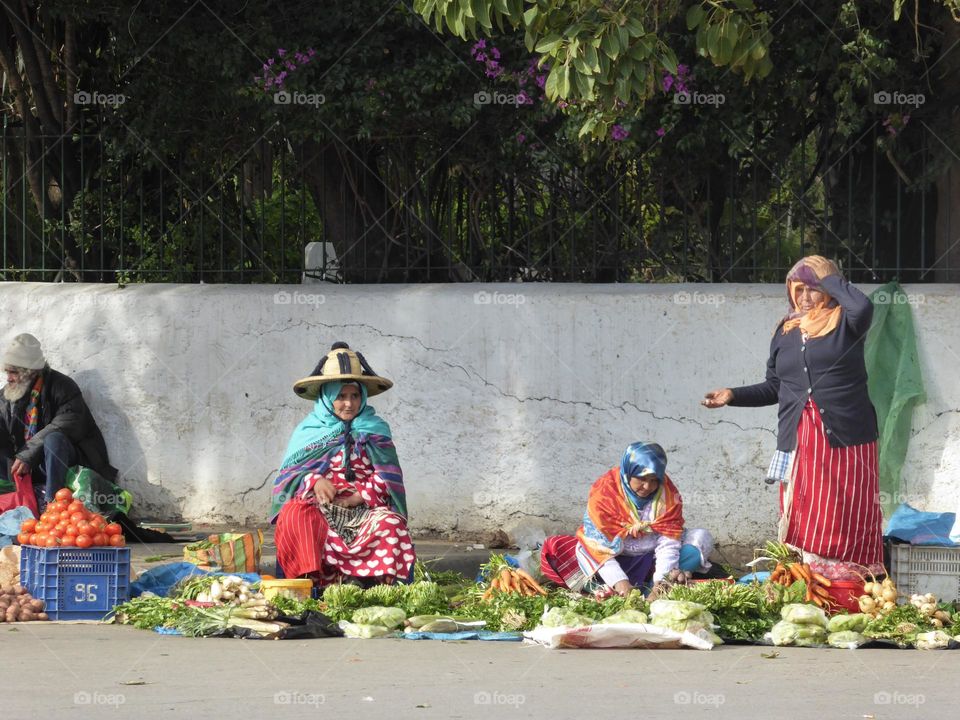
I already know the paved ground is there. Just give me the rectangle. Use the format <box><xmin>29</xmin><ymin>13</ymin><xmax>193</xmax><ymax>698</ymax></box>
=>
<box><xmin>6</xmin><ymin>622</ymin><xmax>958</xmax><ymax>719</ymax></box>
<box><xmin>128</xmin><ymin>526</ymin><xmax>497</xmax><ymax>579</ymax></box>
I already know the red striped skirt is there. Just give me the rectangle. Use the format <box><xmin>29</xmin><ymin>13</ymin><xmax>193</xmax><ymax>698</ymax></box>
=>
<box><xmin>275</xmin><ymin>499</ymin><xmax>415</xmax><ymax>586</ymax></box>
<box><xmin>781</xmin><ymin>400</ymin><xmax>883</xmax><ymax>566</ymax></box>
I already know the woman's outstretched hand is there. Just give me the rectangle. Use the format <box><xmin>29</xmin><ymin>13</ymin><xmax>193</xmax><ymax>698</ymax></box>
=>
<box><xmin>613</xmin><ymin>580</ymin><xmax>633</xmax><ymax>597</ymax></box>
<box><xmin>701</xmin><ymin>388</ymin><xmax>734</xmax><ymax>409</ymax></box>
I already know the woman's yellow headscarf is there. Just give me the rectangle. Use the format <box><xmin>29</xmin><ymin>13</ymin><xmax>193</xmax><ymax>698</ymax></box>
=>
<box><xmin>781</xmin><ymin>255</ymin><xmax>843</xmax><ymax>339</ymax></box>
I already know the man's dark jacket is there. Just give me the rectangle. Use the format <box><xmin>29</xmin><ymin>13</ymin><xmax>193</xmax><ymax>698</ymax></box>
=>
<box><xmin>0</xmin><ymin>366</ymin><xmax>118</xmax><ymax>481</ymax></box>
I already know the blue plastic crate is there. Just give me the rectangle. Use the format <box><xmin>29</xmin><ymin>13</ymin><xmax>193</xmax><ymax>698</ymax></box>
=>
<box><xmin>20</xmin><ymin>546</ymin><xmax>131</xmax><ymax>620</ymax></box>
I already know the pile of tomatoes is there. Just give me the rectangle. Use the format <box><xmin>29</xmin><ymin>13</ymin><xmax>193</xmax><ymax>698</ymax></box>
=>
<box><xmin>16</xmin><ymin>487</ymin><xmax>125</xmax><ymax>548</ymax></box>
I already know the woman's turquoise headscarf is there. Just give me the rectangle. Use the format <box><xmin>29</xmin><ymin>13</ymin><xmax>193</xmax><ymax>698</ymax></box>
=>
<box><xmin>619</xmin><ymin>441</ymin><xmax>667</xmax><ymax>510</ymax></box>
<box><xmin>282</xmin><ymin>381</ymin><xmax>392</xmax><ymax>464</ymax></box>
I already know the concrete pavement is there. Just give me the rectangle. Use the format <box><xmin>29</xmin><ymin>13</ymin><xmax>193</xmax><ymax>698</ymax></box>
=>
<box><xmin>6</xmin><ymin>622</ymin><xmax>958</xmax><ymax>719</ymax></box>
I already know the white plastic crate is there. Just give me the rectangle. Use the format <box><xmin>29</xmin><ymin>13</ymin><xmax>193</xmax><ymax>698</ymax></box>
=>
<box><xmin>889</xmin><ymin>544</ymin><xmax>960</xmax><ymax>603</ymax></box>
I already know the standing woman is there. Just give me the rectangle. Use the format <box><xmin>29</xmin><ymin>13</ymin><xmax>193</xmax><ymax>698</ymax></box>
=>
<box><xmin>271</xmin><ymin>342</ymin><xmax>414</xmax><ymax>587</ymax></box>
<box><xmin>702</xmin><ymin>256</ymin><xmax>883</xmax><ymax>578</ymax></box>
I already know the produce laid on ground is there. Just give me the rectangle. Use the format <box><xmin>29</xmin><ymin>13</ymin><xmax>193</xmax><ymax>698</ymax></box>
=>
<box><xmin>102</xmin><ymin>543</ymin><xmax>960</xmax><ymax>649</ymax></box>
<box><xmin>15</xmin><ymin>488</ymin><xmax>125</xmax><ymax>548</ymax></box>
<box><xmin>0</xmin><ymin>584</ymin><xmax>49</xmax><ymax>622</ymax></box>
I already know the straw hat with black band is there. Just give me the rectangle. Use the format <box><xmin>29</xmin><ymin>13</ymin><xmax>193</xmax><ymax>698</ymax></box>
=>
<box><xmin>293</xmin><ymin>342</ymin><xmax>393</xmax><ymax>400</ymax></box>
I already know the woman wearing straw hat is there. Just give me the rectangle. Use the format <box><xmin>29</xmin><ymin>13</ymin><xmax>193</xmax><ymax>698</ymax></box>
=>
<box><xmin>702</xmin><ymin>255</ymin><xmax>883</xmax><ymax>580</ymax></box>
<box><xmin>271</xmin><ymin>342</ymin><xmax>413</xmax><ymax>586</ymax></box>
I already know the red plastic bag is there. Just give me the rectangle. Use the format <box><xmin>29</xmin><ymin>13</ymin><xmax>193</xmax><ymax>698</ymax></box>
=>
<box><xmin>0</xmin><ymin>472</ymin><xmax>39</xmax><ymax>517</ymax></box>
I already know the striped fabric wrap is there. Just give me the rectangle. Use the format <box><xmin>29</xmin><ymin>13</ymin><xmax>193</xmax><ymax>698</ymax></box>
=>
<box><xmin>23</xmin><ymin>374</ymin><xmax>44</xmax><ymax>441</ymax></box>
<box><xmin>573</xmin><ymin>466</ymin><xmax>684</xmax><ymax>585</ymax></box>
<box><xmin>271</xmin><ymin>431</ymin><xmax>406</xmax><ymax>521</ymax></box>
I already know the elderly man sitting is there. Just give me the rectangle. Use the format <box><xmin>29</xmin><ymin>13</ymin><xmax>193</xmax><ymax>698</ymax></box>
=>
<box><xmin>0</xmin><ymin>333</ymin><xmax>117</xmax><ymax>509</ymax></box>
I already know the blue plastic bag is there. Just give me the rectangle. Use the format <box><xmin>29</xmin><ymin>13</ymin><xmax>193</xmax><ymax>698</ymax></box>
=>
<box><xmin>0</xmin><ymin>506</ymin><xmax>35</xmax><ymax>547</ymax></box>
<box><xmin>884</xmin><ymin>503</ymin><xmax>958</xmax><ymax>546</ymax></box>
<box><xmin>130</xmin><ymin>562</ymin><xmax>261</xmax><ymax>598</ymax></box>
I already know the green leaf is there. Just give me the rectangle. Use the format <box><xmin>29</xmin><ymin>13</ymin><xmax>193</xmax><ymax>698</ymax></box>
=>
<box><xmin>494</xmin><ymin>0</ymin><xmax>510</xmax><ymax>13</ymax></box>
<box><xmin>535</xmin><ymin>34</ymin><xmax>563</xmax><ymax>53</ymax></box>
<box><xmin>578</xmin><ymin>116</ymin><xmax>599</xmax><ymax>139</ymax></box>
<box><xmin>660</xmin><ymin>46</ymin><xmax>678</xmax><ymax>75</ymax></box>
<box><xmin>545</xmin><ymin>63</ymin><xmax>561</xmax><ymax>98</ymax></box>
<box><xmin>618</xmin><ymin>25</ymin><xmax>630</xmax><ymax>50</ymax></box>
<box><xmin>601</xmin><ymin>31</ymin><xmax>620</xmax><ymax>60</ymax></box>
<box><xmin>523</xmin><ymin>5</ymin><xmax>538</xmax><ymax>25</ymax></box>
<box><xmin>474</xmin><ymin>0</ymin><xmax>492</xmax><ymax>30</ymax></box>
<box><xmin>686</xmin><ymin>4</ymin><xmax>706</xmax><ymax>30</ymax></box>
<box><xmin>625</xmin><ymin>17</ymin><xmax>645</xmax><ymax>37</ymax></box>
<box><xmin>750</xmin><ymin>41</ymin><xmax>766</xmax><ymax>61</ymax></box>
<box><xmin>574</xmin><ymin>69</ymin><xmax>594</xmax><ymax>99</ymax></box>
<box><xmin>707</xmin><ymin>23</ymin><xmax>721</xmax><ymax>59</ymax></box>
<box><xmin>559</xmin><ymin>64</ymin><xmax>571</xmax><ymax>98</ymax></box>
<box><xmin>584</xmin><ymin>44</ymin><xmax>599</xmax><ymax>72</ymax></box>
<box><xmin>524</xmin><ymin>27</ymin><xmax>536</xmax><ymax>52</ymax></box>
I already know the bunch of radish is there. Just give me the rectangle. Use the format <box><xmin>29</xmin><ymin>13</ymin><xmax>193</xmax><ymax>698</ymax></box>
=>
<box><xmin>0</xmin><ymin>585</ymin><xmax>49</xmax><ymax>622</ymax></box>
<box><xmin>858</xmin><ymin>577</ymin><xmax>898</xmax><ymax>617</ymax></box>
<box><xmin>909</xmin><ymin>592</ymin><xmax>953</xmax><ymax>628</ymax></box>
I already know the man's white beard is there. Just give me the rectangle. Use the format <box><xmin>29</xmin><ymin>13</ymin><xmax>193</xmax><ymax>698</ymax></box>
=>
<box><xmin>3</xmin><ymin>374</ymin><xmax>38</xmax><ymax>402</ymax></box>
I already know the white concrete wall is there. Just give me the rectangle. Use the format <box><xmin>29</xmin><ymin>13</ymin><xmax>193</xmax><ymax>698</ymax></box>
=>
<box><xmin>1</xmin><ymin>282</ymin><xmax>957</xmax><ymax>549</ymax></box>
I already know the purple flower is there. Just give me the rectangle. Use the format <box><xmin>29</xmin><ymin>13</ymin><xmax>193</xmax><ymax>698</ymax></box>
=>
<box><xmin>267</xmin><ymin>58</ymin><xmax>275</xmax><ymax>66</ymax></box>
<box><xmin>656</xmin><ymin>127</ymin><xmax>666</xmax><ymax>137</ymax></box>
<box><xmin>277</xmin><ymin>71</ymin><xmax>288</xmax><ymax>82</ymax></box>
<box><xmin>474</xmin><ymin>39</ymin><xmax>487</xmax><ymax>50</ymax></box>
<box><xmin>677</xmin><ymin>64</ymin><xmax>690</xmax><ymax>77</ymax></box>
<box><xmin>277</xmin><ymin>48</ymin><xmax>286</xmax><ymax>57</ymax></box>
<box><xmin>535</xmin><ymin>74</ymin><xmax>547</xmax><ymax>89</ymax></box>
<box><xmin>475</xmin><ymin>51</ymin><xmax>487</xmax><ymax>62</ymax></box>
<box><xmin>517</xmin><ymin>91</ymin><xmax>531</xmax><ymax>105</ymax></box>
<box><xmin>286</xmin><ymin>61</ymin><xmax>296</xmax><ymax>71</ymax></box>
<box><xmin>517</xmin><ymin>133</ymin><xmax>526</xmax><ymax>144</ymax></box>
<box><xmin>611</xmin><ymin>124</ymin><xmax>629</xmax><ymax>141</ymax></box>
<box><xmin>663</xmin><ymin>74</ymin><xmax>674</xmax><ymax>92</ymax></box>
<box><xmin>307</xmin><ymin>48</ymin><xmax>317</xmax><ymax>57</ymax></box>
<box><xmin>491</xmin><ymin>47</ymin><xmax>501</xmax><ymax>60</ymax></box>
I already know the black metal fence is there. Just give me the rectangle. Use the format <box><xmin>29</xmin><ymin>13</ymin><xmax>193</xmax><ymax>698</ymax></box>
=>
<box><xmin>1</xmin><ymin>116</ymin><xmax>954</xmax><ymax>284</ymax></box>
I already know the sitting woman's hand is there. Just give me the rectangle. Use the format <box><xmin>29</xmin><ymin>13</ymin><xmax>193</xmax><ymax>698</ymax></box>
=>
<box><xmin>701</xmin><ymin>388</ymin><xmax>733</xmax><ymax>409</ymax></box>
<box><xmin>312</xmin><ymin>477</ymin><xmax>337</xmax><ymax>504</ymax></box>
<box><xmin>613</xmin><ymin>580</ymin><xmax>633</xmax><ymax>597</ymax></box>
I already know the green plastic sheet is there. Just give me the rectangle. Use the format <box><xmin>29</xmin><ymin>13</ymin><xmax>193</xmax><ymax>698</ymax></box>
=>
<box><xmin>864</xmin><ymin>282</ymin><xmax>926</xmax><ymax>517</ymax></box>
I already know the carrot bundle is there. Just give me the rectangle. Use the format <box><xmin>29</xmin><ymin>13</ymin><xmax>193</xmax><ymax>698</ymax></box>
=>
<box><xmin>481</xmin><ymin>567</ymin><xmax>548</xmax><ymax>601</ymax></box>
